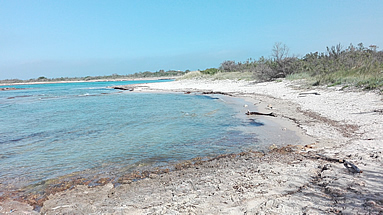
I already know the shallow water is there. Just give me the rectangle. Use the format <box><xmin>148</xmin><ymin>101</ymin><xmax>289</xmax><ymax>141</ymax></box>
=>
<box><xmin>0</xmin><ymin>80</ymin><xmax>264</xmax><ymax>192</ymax></box>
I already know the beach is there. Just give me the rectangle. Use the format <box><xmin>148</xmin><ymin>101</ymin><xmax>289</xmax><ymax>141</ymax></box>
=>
<box><xmin>1</xmin><ymin>79</ymin><xmax>383</xmax><ymax>214</ymax></box>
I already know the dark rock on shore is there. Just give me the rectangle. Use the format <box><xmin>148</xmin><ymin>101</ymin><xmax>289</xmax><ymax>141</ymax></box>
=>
<box><xmin>0</xmin><ymin>87</ymin><xmax>24</xmax><ymax>91</ymax></box>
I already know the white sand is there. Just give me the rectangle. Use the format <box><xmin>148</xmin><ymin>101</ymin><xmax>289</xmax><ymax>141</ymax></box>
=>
<box><xmin>2</xmin><ymin>79</ymin><xmax>383</xmax><ymax>214</ymax></box>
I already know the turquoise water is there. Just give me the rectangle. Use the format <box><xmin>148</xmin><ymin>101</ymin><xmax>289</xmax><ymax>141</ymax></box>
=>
<box><xmin>0</xmin><ymin>80</ymin><xmax>261</xmax><ymax>191</ymax></box>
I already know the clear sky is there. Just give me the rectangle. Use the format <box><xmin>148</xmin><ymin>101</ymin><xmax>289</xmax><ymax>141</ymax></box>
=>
<box><xmin>1</xmin><ymin>0</ymin><xmax>382</xmax><ymax>80</ymax></box>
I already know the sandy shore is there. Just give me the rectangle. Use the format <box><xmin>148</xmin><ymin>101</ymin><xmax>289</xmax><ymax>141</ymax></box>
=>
<box><xmin>1</xmin><ymin>79</ymin><xmax>382</xmax><ymax>214</ymax></box>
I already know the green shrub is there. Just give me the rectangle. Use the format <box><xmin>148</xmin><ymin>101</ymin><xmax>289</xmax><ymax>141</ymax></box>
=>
<box><xmin>200</xmin><ymin>68</ymin><xmax>219</xmax><ymax>75</ymax></box>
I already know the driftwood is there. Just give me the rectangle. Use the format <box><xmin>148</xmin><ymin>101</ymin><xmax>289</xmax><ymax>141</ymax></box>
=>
<box><xmin>113</xmin><ymin>87</ymin><xmax>134</xmax><ymax>91</ymax></box>
<box><xmin>308</xmin><ymin>154</ymin><xmax>363</xmax><ymax>174</ymax></box>
<box><xmin>246</xmin><ymin>110</ymin><xmax>276</xmax><ymax>117</ymax></box>
<box><xmin>313</xmin><ymin>153</ymin><xmax>344</xmax><ymax>163</ymax></box>
<box><xmin>298</xmin><ymin>92</ymin><xmax>320</xmax><ymax>96</ymax></box>
<box><xmin>343</xmin><ymin>160</ymin><xmax>363</xmax><ymax>173</ymax></box>
<box><xmin>202</xmin><ymin>91</ymin><xmax>232</xmax><ymax>96</ymax></box>
<box><xmin>1</xmin><ymin>87</ymin><xmax>24</xmax><ymax>91</ymax></box>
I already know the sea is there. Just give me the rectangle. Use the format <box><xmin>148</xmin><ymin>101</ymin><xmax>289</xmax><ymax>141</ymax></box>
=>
<box><xmin>0</xmin><ymin>80</ymin><xmax>271</xmax><ymax>197</ymax></box>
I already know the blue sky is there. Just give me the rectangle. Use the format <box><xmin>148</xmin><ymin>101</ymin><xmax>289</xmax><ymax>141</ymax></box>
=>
<box><xmin>1</xmin><ymin>0</ymin><xmax>382</xmax><ymax>80</ymax></box>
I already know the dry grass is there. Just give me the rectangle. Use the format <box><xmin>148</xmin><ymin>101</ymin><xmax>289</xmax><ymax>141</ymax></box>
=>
<box><xmin>177</xmin><ymin>71</ymin><xmax>254</xmax><ymax>81</ymax></box>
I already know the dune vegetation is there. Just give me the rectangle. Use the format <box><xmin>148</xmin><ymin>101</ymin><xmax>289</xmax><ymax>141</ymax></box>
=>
<box><xmin>2</xmin><ymin>43</ymin><xmax>382</xmax><ymax>91</ymax></box>
<box><xmin>193</xmin><ymin>43</ymin><xmax>383</xmax><ymax>91</ymax></box>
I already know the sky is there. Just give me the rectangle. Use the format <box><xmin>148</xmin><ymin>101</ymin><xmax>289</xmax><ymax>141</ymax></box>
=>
<box><xmin>0</xmin><ymin>0</ymin><xmax>382</xmax><ymax>80</ymax></box>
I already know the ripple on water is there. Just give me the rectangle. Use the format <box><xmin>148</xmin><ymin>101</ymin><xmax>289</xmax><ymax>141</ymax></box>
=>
<box><xmin>0</xmin><ymin>81</ymin><xmax>265</xmax><ymax>202</ymax></box>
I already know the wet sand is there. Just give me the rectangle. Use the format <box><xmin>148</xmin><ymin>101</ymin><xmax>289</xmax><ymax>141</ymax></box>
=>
<box><xmin>1</xmin><ymin>79</ymin><xmax>383</xmax><ymax>214</ymax></box>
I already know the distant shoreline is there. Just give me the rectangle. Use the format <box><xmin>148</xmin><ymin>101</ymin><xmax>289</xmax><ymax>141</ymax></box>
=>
<box><xmin>0</xmin><ymin>77</ymin><xmax>177</xmax><ymax>86</ymax></box>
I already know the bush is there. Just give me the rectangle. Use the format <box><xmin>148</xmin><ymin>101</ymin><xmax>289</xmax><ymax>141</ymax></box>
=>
<box><xmin>200</xmin><ymin>68</ymin><xmax>219</xmax><ymax>75</ymax></box>
<box><xmin>205</xmin><ymin>42</ymin><xmax>383</xmax><ymax>90</ymax></box>
<box><xmin>293</xmin><ymin>43</ymin><xmax>383</xmax><ymax>90</ymax></box>
<box><xmin>253</xmin><ymin>62</ymin><xmax>275</xmax><ymax>81</ymax></box>
<box><xmin>37</xmin><ymin>76</ymin><xmax>48</xmax><ymax>80</ymax></box>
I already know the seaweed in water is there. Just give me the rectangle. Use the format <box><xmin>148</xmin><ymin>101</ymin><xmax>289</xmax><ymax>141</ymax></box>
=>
<box><xmin>248</xmin><ymin>119</ymin><xmax>264</xmax><ymax>126</ymax></box>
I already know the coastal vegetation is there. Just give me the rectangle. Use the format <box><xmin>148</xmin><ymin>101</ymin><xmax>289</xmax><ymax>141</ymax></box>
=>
<box><xmin>2</xmin><ymin>43</ymin><xmax>382</xmax><ymax>91</ymax></box>
<box><xmin>196</xmin><ymin>43</ymin><xmax>383</xmax><ymax>91</ymax></box>
<box><xmin>177</xmin><ymin>71</ymin><xmax>254</xmax><ymax>81</ymax></box>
